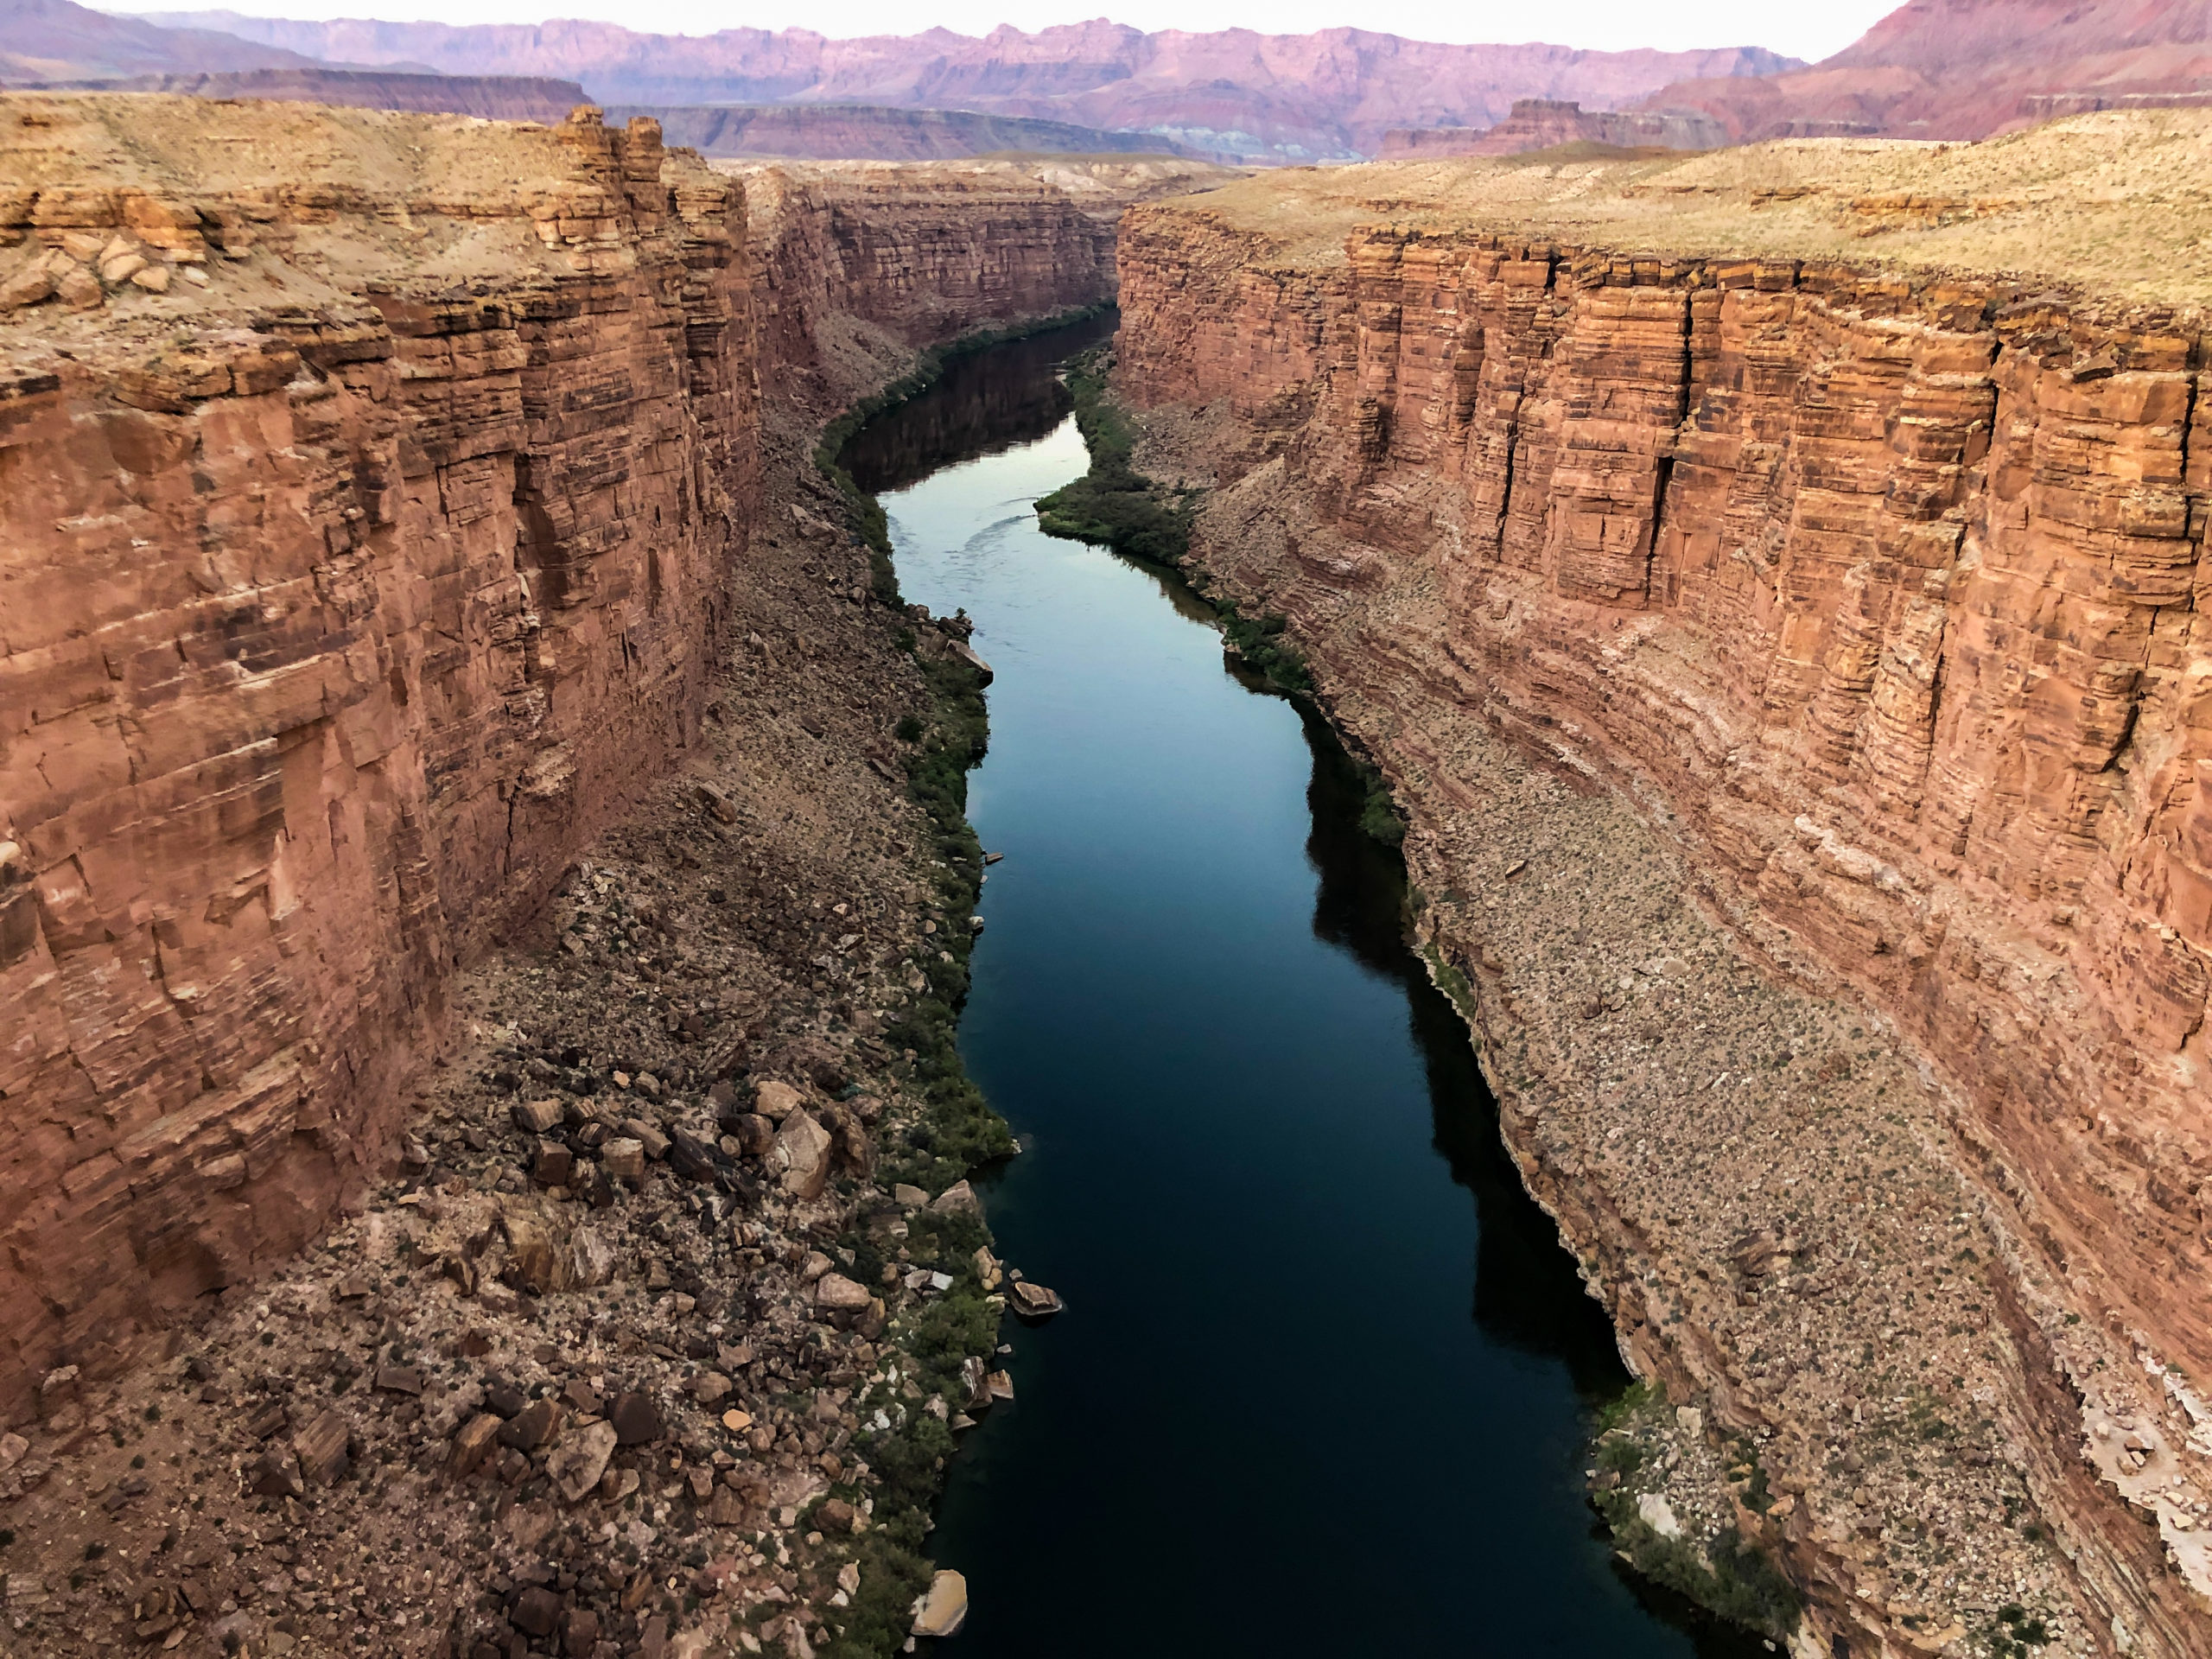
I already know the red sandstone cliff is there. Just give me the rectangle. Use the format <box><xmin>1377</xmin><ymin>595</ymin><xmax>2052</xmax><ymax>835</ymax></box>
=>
<box><xmin>0</xmin><ymin>94</ymin><xmax>1122</xmax><ymax>1425</ymax></box>
<box><xmin>1114</xmin><ymin>156</ymin><xmax>2212</xmax><ymax>1652</ymax></box>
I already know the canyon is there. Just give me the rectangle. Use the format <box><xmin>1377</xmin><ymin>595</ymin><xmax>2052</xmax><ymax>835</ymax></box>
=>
<box><xmin>600</xmin><ymin>105</ymin><xmax>1221</xmax><ymax>164</ymax></box>
<box><xmin>1111</xmin><ymin>120</ymin><xmax>2212</xmax><ymax>1656</ymax></box>
<box><xmin>9</xmin><ymin>67</ymin><xmax>2212</xmax><ymax>1659</ymax></box>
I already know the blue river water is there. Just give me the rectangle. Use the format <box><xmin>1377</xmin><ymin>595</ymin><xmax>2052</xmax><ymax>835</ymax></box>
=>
<box><xmin>839</xmin><ymin>321</ymin><xmax>1765</xmax><ymax>1657</ymax></box>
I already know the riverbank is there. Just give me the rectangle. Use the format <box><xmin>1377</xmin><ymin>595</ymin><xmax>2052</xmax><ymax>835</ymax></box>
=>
<box><xmin>878</xmin><ymin>334</ymin><xmax>1769</xmax><ymax>1656</ymax></box>
<box><xmin>1022</xmin><ymin>355</ymin><xmax>2112</xmax><ymax>1653</ymax></box>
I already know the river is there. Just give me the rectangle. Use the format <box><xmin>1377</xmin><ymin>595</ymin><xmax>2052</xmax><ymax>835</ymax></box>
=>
<box><xmin>839</xmin><ymin>318</ymin><xmax>1766</xmax><ymax>1657</ymax></box>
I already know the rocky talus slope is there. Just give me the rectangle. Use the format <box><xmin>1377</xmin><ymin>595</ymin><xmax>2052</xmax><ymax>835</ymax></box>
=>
<box><xmin>1115</xmin><ymin>120</ymin><xmax>2212</xmax><ymax>1658</ymax></box>
<box><xmin>0</xmin><ymin>92</ymin><xmax>1130</xmax><ymax>1658</ymax></box>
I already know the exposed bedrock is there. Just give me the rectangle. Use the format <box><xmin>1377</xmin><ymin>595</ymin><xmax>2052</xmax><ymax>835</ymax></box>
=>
<box><xmin>1116</xmin><ymin>202</ymin><xmax>2212</xmax><ymax>1653</ymax></box>
<box><xmin>0</xmin><ymin>95</ymin><xmax>1118</xmax><ymax>1425</ymax></box>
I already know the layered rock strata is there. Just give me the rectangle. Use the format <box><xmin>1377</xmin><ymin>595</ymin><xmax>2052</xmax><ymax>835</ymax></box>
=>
<box><xmin>731</xmin><ymin>158</ymin><xmax>1128</xmax><ymax>385</ymax></box>
<box><xmin>1116</xmin><ymin>137</ymin><xmax>2212</xmax><ymax>1656</ymax></box>
<box><xmin>0</xmin><ymin>94</ymin><xmax>1120</xmax><ymax>1427</ymax></box>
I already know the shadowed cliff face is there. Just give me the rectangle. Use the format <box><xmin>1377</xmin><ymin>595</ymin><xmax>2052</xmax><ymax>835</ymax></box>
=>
<box><xmin>1114</xmin><ymin>197</ymin><xmax>2212</xmax><ymax>1656</ymax></box>
<box><xmin>0</xmin><ymin>94</ymin><xmax>1125</xmax><ymax>1424</ymax></box>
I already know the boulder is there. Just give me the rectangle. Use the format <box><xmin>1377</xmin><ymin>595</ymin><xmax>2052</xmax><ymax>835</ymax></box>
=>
<box><xmin>501</xmin><ymin>1210</ymin><xmax>560</xmax><ymax>1293</ymax></box>
<box><xmin>0</xmin><ymin>266</ymin><xmax>55</xmax><ymax>311</ymax></box>
<box><xmin>496</xmin><ymin>1398</ymin><xmax>564</xmax><ymax>1452</ymax></box>
<box><xmin>609</xmin><ymin>1390</ymin><xmax>665</xmax><ymax>1446</ymax></box>
<box><xmin>1008</xmin><ymin>1280</ymin><xmax>1064</xmax><ymax>1319</ymax></box>
<box><xmin>723</xmin><ymin>1113</ymin><xmax>775</xmax><ymax>1158</ymax></box>
<box><xmin>512</xmin><ymin>1586</ymin><xmax>563</xmax><ymax>1638</ymax></box>
<box><xmin>931</xmin><ymin>1179</ymin><xmax>982</xmax><ymax>1219</ymax></box>
<box><xmin>959</xmin><ymin>1355</ymin><xmax>991</xmax><ymax>1412</ymax></box>
<box><xmin>668</xmin><ymin>1127</ymin><xmax>719</xmax><ymax>1183</ymax></box>
<box><xmin>548</xmin><ymin>1419</ymin><xmax>618</xmax><ymax>1503</ymax></box>
<box><xmin>512</xmin><ymin>1098</ymin><xmax>563</xmax><ymax>1135</ymax></box>
<box><xmin>293</xmin><ymin>1410</ymin><xmax>352</xmax><ymax>1485</ymax></box>
<box><xmin>449</xmin><ymin>1412</ymin><xmax>502</xmax><ymax>1476</ymax></box>
<box><xmin>602</xmin><ymin>1137</ymin><xmax>646</xmax><ymax>1182</ymax></box>
<box><xmin>814</xmin><ymin>1273</ymin><xmax>873</xmax><ymax>1312</ymax></box>
<box><xmin>247</xmin><ymin>1448</ymin><xmax>304</xmax><ymax>1499</ymax></box>
<box><xmin>1637</xmin><ymin>1491</ymin><xmax>1683</xmax><ymax>1539</ymax></box>
<box><xmin>912</xmin><ymin>1569</ymin><xmax>969</xmax><ymax>1637</ymax></box>
<box><xmin>772</xmin><ymin>1110</ymin><xmax>833</xmax><ymax>1201</ymax></box>
<box><xmin>55</xmin><ymin>264</ymin><xmax>102</xmax><ymax>309</ymax></box>
<box><xmin>753</xmin><ymin>1079</ymin><xmax>805</xmax><ymax>1120</ymax></box>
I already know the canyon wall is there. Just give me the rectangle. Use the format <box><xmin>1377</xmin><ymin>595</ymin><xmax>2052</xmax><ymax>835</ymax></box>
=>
<box><xmin>0</xmin><ymin>94</ymin><xmax>1120</xmax><ymax>1425</ymax></box>
<box><xmin>734</xmin><ymin>161</ymin><xmax>1121</xmax><ymax>387</ymax></box>
<box><xmin>1116</xmin><ymin>178</ymin><xmax>2212</xmax><ymax>1650</ymax></box>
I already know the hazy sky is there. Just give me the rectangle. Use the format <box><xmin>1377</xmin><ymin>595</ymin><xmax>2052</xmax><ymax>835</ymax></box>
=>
<box><xmin>108</xmin><ymin>0</ymin><xmax>1903</xmax><ymax>64</ymax></box>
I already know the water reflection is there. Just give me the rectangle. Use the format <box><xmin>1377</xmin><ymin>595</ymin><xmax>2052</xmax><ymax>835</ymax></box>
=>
<box><xmin>840</xmin><ymin>310</ymin><xmax>1118</xmax><ymax>496</ymax></box>
<box><xmin>1295</xmin><ymin>709</ymin><xmax>1649</xmax><ymax>1396</ymax></box>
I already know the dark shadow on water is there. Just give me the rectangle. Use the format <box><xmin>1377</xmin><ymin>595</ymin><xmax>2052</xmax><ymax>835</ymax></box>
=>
<box><xmin>844</xmin><ymin>316</ymin><xmax>1780</xmax><ymax>1659</ymax></box>
<box><xmin>840</xmin><ymin>310</ymin><xmax>1118</xmax><ymax>496</ymax></box>
<box><xmin>1296</xmin><ymin>708</ymin><xmax>1638</xmax><ymax>1397</ymax></box>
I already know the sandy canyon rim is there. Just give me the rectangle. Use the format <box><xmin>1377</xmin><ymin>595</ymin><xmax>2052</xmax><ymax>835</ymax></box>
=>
<box><xmin>4</xmin><ymin>86</ymin><xmax>2212</xmax><ymax>1659</ymax></box>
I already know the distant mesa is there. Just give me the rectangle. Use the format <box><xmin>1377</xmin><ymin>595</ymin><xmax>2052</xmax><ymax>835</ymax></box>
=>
<box><xmin>1377</xmin><ymin>99</ymin><xmax>1729</xmax><ymax>159</ymax></box>
<box><xmin>606</xmin><ymin>103</ymin><xmax>1224</xmax><ymax>163</ymax></box>
<box><xmin>102</xmin><ymin>9</ymin><xmax>1800</xmax><ymax>162</ymax></box>
<box><xmin>1630</xmin><ymin>0</ymin><xmax>2212</xmax><ymax>142</ymax></box>
<box><xmin>21</xmin><ymin>0</ymin><xmax>2212</xmax><ymax>162</ymax></box>
<box><xmin>16</xmin><ymin>66</ymin><xmax>589</xmax><ymax>123</ymax></box>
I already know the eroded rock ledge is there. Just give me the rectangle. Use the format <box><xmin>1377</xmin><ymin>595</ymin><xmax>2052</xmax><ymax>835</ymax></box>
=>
<box><xmin>1114</xmin><ymin>124</ymin><xmax>2212</xmax><ymax>1658</ymax></box>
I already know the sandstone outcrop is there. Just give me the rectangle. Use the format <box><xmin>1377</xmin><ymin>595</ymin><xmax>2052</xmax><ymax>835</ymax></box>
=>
<box><xmin>1116</xmin><ymin>125</ymin><xmax>2212</xmax><ymax>1655</ymax></box>
<box><xmin>734</xmin><ymin>157</ymin><xmax>1128</xmax><ymax>388</ymax></box>
<box><xmin>0</xmin><ymin>93</ymin><xmax>1125</xmax><ymax>1427</ymax></box>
